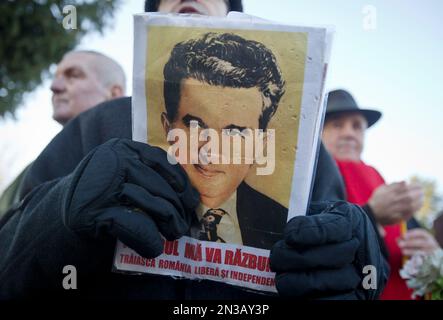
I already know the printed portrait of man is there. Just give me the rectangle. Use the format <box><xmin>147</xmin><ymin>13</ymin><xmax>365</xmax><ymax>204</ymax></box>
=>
<box><xmin>139</xmin><ymin>26</ymin><xmax>306</xmax><ymax>249</ymax></box>
<box><xmin>156</xmin><ymin>32</ymin><xmax>290</xmax><ymax>249</ymax></box>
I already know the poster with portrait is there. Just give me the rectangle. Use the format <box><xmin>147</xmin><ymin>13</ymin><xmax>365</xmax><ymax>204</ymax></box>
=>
<box><xmin>113</xmin><ymin>12</ymin><xmax>331</xmax><ymax>293</ymax></box>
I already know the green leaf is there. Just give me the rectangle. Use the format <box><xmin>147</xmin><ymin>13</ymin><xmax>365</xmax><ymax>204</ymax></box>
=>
<box><xmin>0</xmin><ymin>0</ymin><xmax>122</xmax><ymax>117</ymax></box>
<box><xmin>431</xmin><ymin>289</ymin><xmax>443</xmax><ymax>300</ymax></box>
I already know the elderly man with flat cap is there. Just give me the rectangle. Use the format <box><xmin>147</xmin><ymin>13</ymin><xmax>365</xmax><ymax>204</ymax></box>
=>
<box><xmin>322</xmin><ymin>89</ymin><xmax>439</xmax><ymax>299</ymax></box>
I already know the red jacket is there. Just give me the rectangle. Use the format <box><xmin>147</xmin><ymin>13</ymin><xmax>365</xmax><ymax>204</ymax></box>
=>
<box><xmin>336</xmin><ymin>160</ymin><xmax>413</xmax><ymax>300</ymax></box>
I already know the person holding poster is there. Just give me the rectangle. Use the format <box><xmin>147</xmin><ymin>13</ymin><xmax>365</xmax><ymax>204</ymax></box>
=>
<box><xmin>0</xmin><ymin>0</ymin><xmax>387</xmax><ymax>299</ymax></box>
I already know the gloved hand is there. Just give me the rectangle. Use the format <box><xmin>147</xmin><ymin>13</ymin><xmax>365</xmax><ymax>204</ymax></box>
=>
<box><xmin>368</xmin><ymin>182</ymin><xmax>424</xmax><ymax>225</ymax></box>
<box><xmin>270</xmin><ymin>201</ymin><xmax>388</xmax><ymax>300</ymax></box>
<box><xmin>61</xmin><ymin>138</ymin><xmax>200</xmax><ymax>258</ymax></box>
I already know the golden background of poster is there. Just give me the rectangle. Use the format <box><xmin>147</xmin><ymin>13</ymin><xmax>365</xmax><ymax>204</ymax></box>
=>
<box><xmin>144</xmin><ymin>26</ymin><xmax>307</xmax><ymax>208</ymax></box>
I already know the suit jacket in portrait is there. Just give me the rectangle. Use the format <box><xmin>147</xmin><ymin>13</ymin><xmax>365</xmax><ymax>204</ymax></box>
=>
<box><xmin>237</xmin><ymin>182</ymin><xmax>287</xmax><ymax>250</ymax></box>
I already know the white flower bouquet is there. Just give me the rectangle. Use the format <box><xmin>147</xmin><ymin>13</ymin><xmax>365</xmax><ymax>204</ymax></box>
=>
<box><xmin>400</xmin><ymin>249</ymin><xmax>443</xmax><ymax>300</ymax></box>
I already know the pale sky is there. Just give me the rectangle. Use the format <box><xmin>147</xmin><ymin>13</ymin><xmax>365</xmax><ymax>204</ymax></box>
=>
<box><xmin>1</xmin><ymin>0</ymin><xmax>442</xmax><ymax>197</ymax></box>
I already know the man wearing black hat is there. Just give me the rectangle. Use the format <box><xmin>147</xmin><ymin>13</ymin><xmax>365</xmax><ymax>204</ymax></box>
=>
<box><xmin>322</xmin><ymin>89</ymin><xmax>439</xmax><ymax>299</ymax></box>
<box><xmin>322</xmin><ymin>89</ymin><xmax>381</xmax><ymax>162</ymax></box>
<box><xmin>0</xmin><ymin>2</ymin><xmax>387</xmax><ymax>299</ymax></box>
<box><xmin>322</xmin><ymin>89</ymin><xmax>424</xmax><ymax>228</ymax></box>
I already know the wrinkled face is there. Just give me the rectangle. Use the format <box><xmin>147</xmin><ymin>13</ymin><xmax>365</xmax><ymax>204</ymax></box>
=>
<box><xmin>162</xmin><ymin>78</ymin><xmax>263</xmax><ymax>208</ymax></box>
<box><xmin>158</xmin><ymin>0</ymin><xmax>229</xmax><ymax>17</ymax></box>
<box><xmin>322</xmin><ymin>112</ymin><xmax>367</xmax><ymax>161</ymax></box>
<box><xmin>50</xmin><ymin>52</ymin><xmax>111</xmax><ymax>125</ymax></box>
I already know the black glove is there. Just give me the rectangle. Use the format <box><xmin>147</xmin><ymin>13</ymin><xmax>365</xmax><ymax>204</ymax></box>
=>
<box><xmin>61</xmin><ymin>138</ymin><xmax>200</xmax><ymax>258</ymax></box>
<box><xmin>270</xmin><ymin>201</ymin><xmax>388</xmax><ymax>300</ymax></box>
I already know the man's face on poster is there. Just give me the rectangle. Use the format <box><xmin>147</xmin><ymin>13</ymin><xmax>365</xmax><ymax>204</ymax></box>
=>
<box><xmin>162</xmin><ymin>78</ymin><xmax>264</xmax><ymax>208</ymax></box>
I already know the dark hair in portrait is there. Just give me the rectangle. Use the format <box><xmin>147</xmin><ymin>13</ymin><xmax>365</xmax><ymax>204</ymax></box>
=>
<box><xmin>163</xmin><ymin>32</ymin><xmax>286</xmax><ymax>130</ymax></box>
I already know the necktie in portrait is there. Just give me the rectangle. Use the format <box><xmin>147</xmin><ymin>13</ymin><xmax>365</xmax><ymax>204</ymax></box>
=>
<box><xmin>197</xmin><ymin>208</ymin><xmax>243</xmax><ymax>245</ymax></box>
<box><xmin>199</xmin><ymin>208</ymin><xmax>227</xmax><ymax>242</ymax></box>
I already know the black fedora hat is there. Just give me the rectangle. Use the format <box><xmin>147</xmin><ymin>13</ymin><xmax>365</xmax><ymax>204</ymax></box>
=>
<box><xmin>325</xmin><ymin>89</ymin><xmax>382</xmax><ymax>128</ymax></box>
